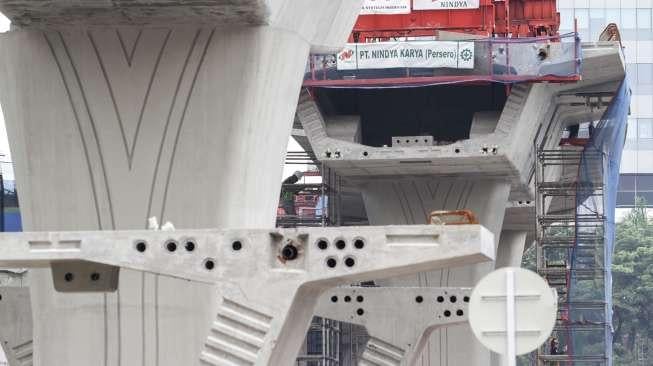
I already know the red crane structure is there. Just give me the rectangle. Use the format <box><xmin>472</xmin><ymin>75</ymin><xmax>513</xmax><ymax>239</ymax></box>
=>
<box><xmin>303</xmin><ymin>0</ymin><xmax>579</xmax><ymax>88</ymax></box>
<box><xmin>352</xmin><ymin>0</ymin><xmax>560</xmax><ymax>41</ymax></box>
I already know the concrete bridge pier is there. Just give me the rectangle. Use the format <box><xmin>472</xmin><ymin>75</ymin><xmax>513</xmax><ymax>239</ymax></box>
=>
<box><xmin>0</xmin><ymin>1</ymin><xmax>362</xmax><ymax>365</ymax></box>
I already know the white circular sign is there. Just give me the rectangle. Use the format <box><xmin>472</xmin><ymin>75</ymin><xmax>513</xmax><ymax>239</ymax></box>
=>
<box><xmin>468</xmin><ymin>267</ymin><xmax>557</xmax><ymax>356</ymax></box>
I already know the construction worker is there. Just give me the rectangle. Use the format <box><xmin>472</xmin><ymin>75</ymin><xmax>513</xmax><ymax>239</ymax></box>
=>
<box><xmin>280</xmin><ymin>171</ymin><xmax>304</xmax><ymax>216</ymax></box>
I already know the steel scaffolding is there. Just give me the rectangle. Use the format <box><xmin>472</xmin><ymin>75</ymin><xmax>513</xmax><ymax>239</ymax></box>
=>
<box><xmin>535</xmin><ymin>145</ymin><xmax>609</xmax><ymax>365</ymax></box>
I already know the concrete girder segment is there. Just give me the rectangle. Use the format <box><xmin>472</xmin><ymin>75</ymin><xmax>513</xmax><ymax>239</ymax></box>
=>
<box><xmin>0</xmin><ymin>1</ymin><xmax>363</xmax><ymax>365</ymax></box>
<box><xmin>315</xmin><ymin>287</ymin><xmax>471</xmax><ymax>366</ymax></box>
<box><xmin>296</xmin><ymin>41</ymin><xmax>625</xmax><ymax>366</ymax></box>
<box><xmin>0</xmin><ymin>225</ymin><xmax>494</xmax><ymax>365</ymax></box>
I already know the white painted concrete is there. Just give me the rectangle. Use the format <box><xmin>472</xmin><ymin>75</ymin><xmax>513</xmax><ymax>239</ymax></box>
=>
<box><xmin>0</xmin><ymin>2</ymin><xmax>363</xmax><ymax>364</ymax></box>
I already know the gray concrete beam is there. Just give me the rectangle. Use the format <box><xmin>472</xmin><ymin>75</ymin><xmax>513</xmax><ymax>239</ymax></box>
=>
<box><xmin>0</xmin><ymin>225</ymin><xmax>494</xmax><ymax>365</ymax></box>
<box><xmin>315</xmin><ymin>287</ymin><xmax>471</xmax><ymax>366</ymax></box>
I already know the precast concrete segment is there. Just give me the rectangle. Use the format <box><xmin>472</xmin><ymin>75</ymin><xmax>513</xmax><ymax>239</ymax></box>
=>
<box><xmin>0</xmin><ymin>287</ymin><xmax>33</xmax><ymax>366</ymax></box>
<box><xmin>0</xmin><ymin>0</ymin><xmax>364</xmax><ymax>52</ymax></box>
<box><xmin>0</xmin><ymin>3</ymin><xmax>362</xmax><ymax>363</ymax></box>
<box><xmin>360</xmin><ymin>177</ymin><xmax>510</xmax><ymax>366</ymax></box>
<box><xmin>315</xmin><ymin>287</ymin><xmax>471</xmax><ymax>366</ymax></box>
<box><xmin>0</xmin><ymin>225</ymin><xmax>495</xmax><ymax>365</ymax></box>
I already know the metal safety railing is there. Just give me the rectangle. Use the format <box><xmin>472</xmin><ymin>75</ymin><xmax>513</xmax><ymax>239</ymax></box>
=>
<box><xmin>303</xmin><ymin>32</ymin><xmax>581</xmax><ymax>88</ymax></box>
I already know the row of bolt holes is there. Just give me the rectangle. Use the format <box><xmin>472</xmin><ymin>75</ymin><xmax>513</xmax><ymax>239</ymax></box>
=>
<box><xmin>133</xmin><ymin>239</ymin><xmax>245</xmax><ymax>271</ymax></box>
<box><xmin>420</xmin><ymin>295</ymin><xmax>468</xmax><ymax>317</ymax></box>
<box><xmin>318</xmin><ymin>238</ymin><xmax>364</xmax><ymax>269</ymax></box>
<box><xmin>63</xmin><ymin>272</ymin><xmax>100</xmax><ymax>283</ymax></box>
<box><xmin>330</xmin><ymin>295</ymin><xmax>366</xmax><ymax>316</ymax></box>
<box><xmin>358</xmin><ymin>147</ymin><xmax>497</xmax><ymax>158</ymax></box>
<box><xmin>328</xmin><ymin>295</ymin><xmax>469</xmax><ymax>317</ymax></box>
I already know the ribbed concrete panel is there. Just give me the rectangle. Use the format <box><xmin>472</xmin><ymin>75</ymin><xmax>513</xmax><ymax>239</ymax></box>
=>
<box><xmin>0</xmin><ymin>4</ymin><xmax>362</xmax><ymax>360</ymax></box>
<box><xmin>360</xmin><ymin>177</ymin><xmax>510</xmax><ymax>366</ymax></box>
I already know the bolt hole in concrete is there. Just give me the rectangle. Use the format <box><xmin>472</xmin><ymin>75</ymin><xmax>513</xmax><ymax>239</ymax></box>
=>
<box><xmin>444</xmin><ymin>310</ymin><xmax>451</xmax><ymax>317</ymax></box>
<box><xmin>464</xmin><ymin>296</ymin><xmax>470</xmax><ymax>302</ymax></box>
<box><xmin>232</xmin><ymin>240</ymin><xmax>242</xmax><ymax>251</ymax></box>
<box><xmin>204</xmin><ymin>259</ymin><xmax>215</xmax><ymax>271</ymax></box>
<box><xmin>455</xmin><ymin>148</ymin><xmax>461</xmax><ymax>153</ymax></box>
<box><xmin>90</xmin><ymin>273</ymin><xmax>100</xmax><ymax>281</ymax></box>
<box><xmin>450</xmin><ymin>295</ymin><xmax>457</xmax><ymax>303</ymax></box>
<box><xmin>482</xmin><ymin>147</ymin><xmax>489</xmax><ymax>153</ymax></box>
<box><xmin>437</xmin><ymin>296</ymin><xmax>444</xmax><ymax>303</ymax></box>
<box><xmin>326</xmin><ymin>257</ymin><xmax>337</xmax><ymax>268</ymax></box>
<box><xmin>281</xmin><ymin>245</ymin><xmax>298</xmax><ymax>260</ymax></box>
<box><xmin>135</xmin><ymin>241</ymin><xmax>147</xmax><ymax>252</ymax></box>
<box><xmin>325</xmin><ymin>151</ymin><xmax>332</xmax><ymax>158</ymax></box>
<box><xmin>331</xmin><ymin>296</ymin><xmax>338</xmax><ymax>303</ymax></box>
<box><xmin>165</xmin><ymin>240</ymin><xmax>178</xmax><ymax>252</ymax></box>
<box><xmin>416</xmin><ymin>296</ymin><xmax>424</xmax><ymax>303</ymax></box>
<box><xmin>356</xmin><ymin>296</ymin><xmax>364</xmax><ymax>303</ymax></box>
<box><xmin>64</xmin><ymin>273</ymin><xmax>74</xmax><ymax>282</ymax></box>
<box><xmin>492</xmin><ymin>147</ymin><xmax>498</xmax><ymax>155</ymax></box>
<box><xmin>317</xmin><ymin>239</ymin><xmax>329</xmax><ymax>250</ymax></box>
<box><xmin>335</xmin><ymin>239</ymin><xmax>346</xmax><ymax>250</ymax></box>
<box><xmin>344</xmin><ymin>256</ymin><xmax>356</xmax><ymax>267</ymax></box>
<box><xmin>356</xmin><ymin>308</ymin><xmax>365</xmax><ymax>316</ymax></box>
<box><xmin>345</xmin><ymin>296</ymin><xmax>351</xmax><ymax>302</ymax></box>
<box><xmin>354</xmin><ymin>239</ymin><xmax>365</xmax><ymax>249</ymax></box>
<box><xmin>457</xmin><ymin>309</ymin><xmax>464</xmax><ymax>316</ymax></box>
<box><xmin>185</xmin><ymin>240</ymin><xmax>196</xmax><ymax>252</ymax></box>
<box><xmin>363</xmin><ymin>151</ymin><xmax>368</xmax><ymax>157</ymax></box>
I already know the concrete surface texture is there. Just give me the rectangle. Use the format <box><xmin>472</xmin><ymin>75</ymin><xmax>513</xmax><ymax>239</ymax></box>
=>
<box><xmin>0</xmin><ymin>1</ymin><xmax>363</xmax><ymax>364</ymax></box>
<box><xmin>0</xmin><ymin>0</ymin><xmax>361</xmax><ymax>52</ymax></box>
<box><xmin>315</xmin><ymin>287</ymin><xmax>471</xmax><ymax>366</ymax></box>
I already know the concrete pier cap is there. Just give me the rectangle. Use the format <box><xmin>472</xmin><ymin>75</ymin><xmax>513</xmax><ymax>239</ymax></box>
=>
<box><xmin>0</xmin><ymin>1</ymin><xmax>364</xmax><ymax>365</ymax></box>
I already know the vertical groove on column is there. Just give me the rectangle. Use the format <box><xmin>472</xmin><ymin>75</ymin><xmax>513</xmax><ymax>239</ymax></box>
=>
<box><xmin>43</xmin><ymin>33</ymin><xmax>103</xmax><ymax>229</ymax></box>
<box><xmin>159</xmin><ymin>29</ymin><xmax>215</xmax><ymax>222</ymax></box>
<box><xmin>57</xmin><ymin>31</ymin><xmax>116</xmax><ymax>229</ymax></box>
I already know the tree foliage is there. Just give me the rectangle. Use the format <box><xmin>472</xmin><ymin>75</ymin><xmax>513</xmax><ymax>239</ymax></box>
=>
<box><xmin>612</xmin><ymin>198</ymin><xmax>653</xmax><ymax>364</ymax></box>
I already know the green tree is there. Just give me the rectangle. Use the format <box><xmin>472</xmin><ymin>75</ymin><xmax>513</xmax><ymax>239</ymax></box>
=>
<box><xmin>612</xmin><ymin>198</ymin><xmax>653</xmax><ymax>364</ymax></box>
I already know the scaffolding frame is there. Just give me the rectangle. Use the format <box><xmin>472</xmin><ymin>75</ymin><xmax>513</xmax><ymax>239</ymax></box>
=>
<box><xmin>535</xmin><ymin>146</ymin><xmax>610</xmax><ymax>365</ymax></box>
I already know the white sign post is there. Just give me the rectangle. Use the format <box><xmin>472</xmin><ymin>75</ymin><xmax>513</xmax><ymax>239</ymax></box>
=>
<box><xmin>361</xmin><ymin>0</ymin><xmax>411</xmax><ymax>15</ymax></box>
<box><xmin>413</xmin><ymin>0</ymin><xmax>481</xmax><ymax>10</ymax></box>
<box><xmin>469</xmin><ymin>268</ymin><xmax>558</xmax><ymax>366</ymax></box>
<box><xmin>336</xmin><ymin>41</ymin><xmax>475</xmax><ymax>70</ymax></box>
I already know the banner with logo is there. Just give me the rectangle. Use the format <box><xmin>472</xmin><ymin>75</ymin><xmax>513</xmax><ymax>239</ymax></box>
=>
<box><xmin>413</xmin><ymin>0</ymin><xmax>481</xmax><ymax>10</ymax></box>
<box><xmin>336</xmin><ymin>41</ymin><xmax>475</xmax><ymax>70</ymax></box>
<box><xmin>361</xmin><ymin>0</ymin><xmax>411</xmax><ymax>15</ymax></box>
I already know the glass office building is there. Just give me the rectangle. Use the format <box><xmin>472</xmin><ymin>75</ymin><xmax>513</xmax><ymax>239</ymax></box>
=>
<box><xmin>558</xmin><ymin>0</ymin><xmax>653</xmax><ymax>207</ymax></box>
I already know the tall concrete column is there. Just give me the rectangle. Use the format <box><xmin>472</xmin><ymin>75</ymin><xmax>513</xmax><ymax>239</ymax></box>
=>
<box><xmin>0</xmin><ymin>2</ymin><xmax>362</xmax><ymax>365</ymax></box>
<box><xmin>360</xmin><ymin>177</ymin><xmax>511</xmax><ymax>366</ymax></box>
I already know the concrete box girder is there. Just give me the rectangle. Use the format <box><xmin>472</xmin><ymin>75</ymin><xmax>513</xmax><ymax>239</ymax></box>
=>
<box><xmin>295</xmin><ymin>43</ymin><xmax>625</xmax><ymax>201</ymax></box>
<box><xmin>0</xmin><ymin>225</ymin><xmax>494</xmax><ymax>365</ymax></box>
